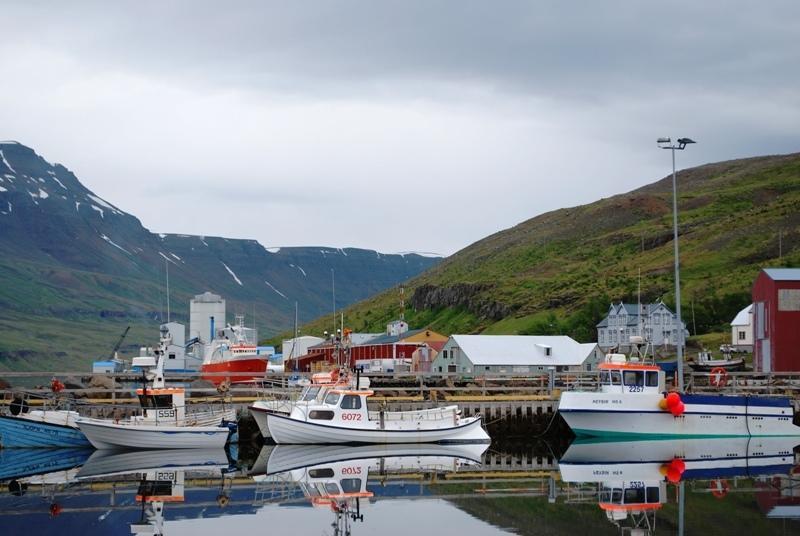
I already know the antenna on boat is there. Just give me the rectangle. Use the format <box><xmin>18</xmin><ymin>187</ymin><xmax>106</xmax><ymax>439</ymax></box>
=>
<box><xmin>165</xmin><ymin>258</ymin><xmax>171</xmax><ymax>323</ymax></box>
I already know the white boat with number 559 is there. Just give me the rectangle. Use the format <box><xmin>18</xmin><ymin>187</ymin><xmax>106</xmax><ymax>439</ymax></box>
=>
<box><xmin>259</xmin><ymin>387</ymin><xmax>489</xmax><ymax>444</ymax></box>
<box><xmin>77</xmin><ymin>326</ymin><xmax>236</xmax><ymax>450</ymax></box>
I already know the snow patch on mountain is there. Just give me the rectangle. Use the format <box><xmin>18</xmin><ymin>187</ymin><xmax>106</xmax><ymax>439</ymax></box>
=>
<box><xmin>101</xmin><ymin>234</ymin><xmax>131</xmax><ymax>255</ymax></box>
<box><xmin>38</xmin><ymin>188</ymin><xmax>49</xmax><ymax>199</ymax></box>
<box><xmin>51</xmin><ymin>176</ymin><xmax>68</xmax><ymax>190</ymax></box>
<box><xmin>91</xmin><ymin>205</ymin><xmax>104</xmax><ymax>218</ymax></box>
<box><xmin>158</xmin><ymin>252</ymin><xmax>178</xmax><ymax>265</ymax></box>
<box><xmin>264</xmin><ymin>280</ymin><xmax>288</xmax><ymax>299</ymax></box>
<box><xmin>222</xmin><ymin>262</ymin><xmax>243</xmax><ymax>286</ymax></box>
<box><xmin>264</xmin><ymin>246</ymin><xmax>280</xmax><ymax>254</ymax></box>
<box><xmin>0</xmin><ymin>150</ymin><xmax>16</xmax><ymax>173</ymax></box>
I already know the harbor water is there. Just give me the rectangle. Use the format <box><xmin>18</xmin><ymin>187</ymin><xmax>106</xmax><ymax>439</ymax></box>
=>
<box><xmin>1</xmin><ymin>436</ymin><xmax>798</xmax><ymax>535</ymax></box>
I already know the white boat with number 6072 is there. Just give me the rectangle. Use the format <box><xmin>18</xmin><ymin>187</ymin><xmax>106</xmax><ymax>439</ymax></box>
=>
<box><xmin>260</xmin><ymin>387</ymin><xmax>489</xmax><ymax>444</ymax></box>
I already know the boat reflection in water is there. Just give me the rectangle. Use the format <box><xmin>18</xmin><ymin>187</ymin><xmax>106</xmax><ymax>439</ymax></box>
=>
<box><xmin>250</xmin><ymin>443</ymin><xmax>490</xmax><ymax>535</ymax></box>
<box><xmin>558</xmin><ymin>436</ymin><xmax>800</xmax><ymax>534</ymax></box>
<box><xmin>77</xmin><ymin>448</ymin><xmax>234</xmax><ymax>535</ymax></box>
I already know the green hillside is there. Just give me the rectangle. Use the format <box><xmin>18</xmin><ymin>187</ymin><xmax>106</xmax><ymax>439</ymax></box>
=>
<box><xmin>299</xmin><ymin>152</ymin><xmax>800</xmax><ymax>343</ymax></box>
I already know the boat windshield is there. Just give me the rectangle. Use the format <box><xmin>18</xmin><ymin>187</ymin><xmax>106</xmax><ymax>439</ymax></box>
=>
<box><xmin>324</xmin><ymin>392</ymin><xmax>341</xmax><ymax>406</ymax></box>
<box><xmin>138</xmin><ymin>394</ymin><xmax>173</xmax><ymax>409</ymax></box>
<box><xmin>600</xmin><ymin>371</ymin><xmax>622</xmax><ymax>385</ymax></box>
<box><xmin>600</xmin><ymin>485</ymin><xmax>659</xmax><ymax>504</ymax></box>
<box><xmin>302</xmin><ymin>387</ymin><xmax>321</xmax><ymax>402</ymax></box>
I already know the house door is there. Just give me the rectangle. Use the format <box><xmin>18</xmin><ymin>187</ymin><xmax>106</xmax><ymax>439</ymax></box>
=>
<box><xmin>763</xmin><ymin>339</ymin><xmax>771</xmax><ymax>372</ymax></box>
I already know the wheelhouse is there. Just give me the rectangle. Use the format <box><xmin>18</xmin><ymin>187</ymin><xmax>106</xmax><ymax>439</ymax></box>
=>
<box><xmin>598</xmin><ymin>354</ymin><xmax>664</xmax><ymax>394</ymax></box>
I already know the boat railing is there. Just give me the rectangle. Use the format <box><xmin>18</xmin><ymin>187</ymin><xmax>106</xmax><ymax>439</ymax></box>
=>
<box><xmin>368</xmin><ymin>406</ymin><xmax>462</xmax><ymax>423</ymax></box>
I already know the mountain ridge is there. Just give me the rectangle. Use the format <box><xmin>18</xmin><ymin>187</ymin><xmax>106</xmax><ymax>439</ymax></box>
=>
<box><xmin>0</xmin><ymin>142</ymin><xmax>441</xmax><ymax>371</ymax></box>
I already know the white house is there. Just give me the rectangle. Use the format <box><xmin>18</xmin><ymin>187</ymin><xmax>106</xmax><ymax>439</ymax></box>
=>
<box><xmin>431</xmin><ymin>335</ymin><xmax>603</xmax><ymax>375</ymax></box>
<box><xmin>597</xmin><ymin>301</ymin><xmax>687</xmax><ymax>350</ymax></box>
<box><xmin>730</xmin><ymin>304</ymin><xmax>754</xmax><ymax>352</ymax></box>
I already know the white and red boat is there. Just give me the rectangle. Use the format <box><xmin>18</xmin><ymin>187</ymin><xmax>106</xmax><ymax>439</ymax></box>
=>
<box><xmin>200</xmin><ymin>315</ymin><xmax>269</xmax><ymax>385</ymax></box>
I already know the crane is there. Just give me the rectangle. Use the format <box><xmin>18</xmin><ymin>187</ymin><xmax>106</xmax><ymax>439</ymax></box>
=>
<box><xmin>109</xmin><ymin>325</ymin><xmax>131</xmax><ymax>360</ymax></box>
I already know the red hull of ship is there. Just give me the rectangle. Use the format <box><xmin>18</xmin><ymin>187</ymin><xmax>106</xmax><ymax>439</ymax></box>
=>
<box><xmin>201</xmin><ymin>358</ymin><xmax>268</xmax><ymax>385</ymax></box>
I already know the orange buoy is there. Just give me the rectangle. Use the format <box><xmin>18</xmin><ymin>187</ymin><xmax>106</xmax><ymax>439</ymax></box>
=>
<box><xmin>658</xmin><ymin>398</ymin><xmax>669</xmax><ymax>410</ymax></box>
<box><xmin>666</xmin><ymin>392</ymin><xmax>681</xmax><ymax>408</ymax></box>
<box><xmin>671</xmin><ymin>401</ymin><xmax>686</xmax><ymax>416</ymax></box>
<box><xmin>670</xmin><ymin>458</ymin><xmax>686</xmax><ymax>473</ymax></box>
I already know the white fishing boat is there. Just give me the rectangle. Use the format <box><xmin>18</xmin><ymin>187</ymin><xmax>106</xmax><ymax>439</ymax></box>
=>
<box><xmin>558</xmin><ymin>337</ymin><xmax>800</xmax><ymax>439</ymax></box>
<box><xmin>249</xmin><ymin>369</ymin><xmax>364</xmax><ymax>440</ymax></box>
<box><xmin>263</xmin><ymin>386</ymin><xmax>489</xmax><ymax>444</ymax></box>
<box><xmin>558</xmin><ymin>344</ymin><xmax>800</xmax><ymax>438</ymax></box>
<box><xmin>77</xmin><ymin>326</ymin><xmax>236</xmax><ymax>450</ymax></box>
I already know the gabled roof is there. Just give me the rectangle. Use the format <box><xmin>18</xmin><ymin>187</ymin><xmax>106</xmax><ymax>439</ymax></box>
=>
<box><xmin>450</xmin><ymin>335</ymin><xmax>597</xmax><ymax>366</ymax></box>
<box><xmin>358</xmin><ymin>329</ymin><xmax>425</xmax><ymax>346</ymax></box>
<box><xmin>731</xmin><ymin>304</ymin><xmax>753</xmax><ymax>326</ymax></box>
<box><xmin>763</xmin><ymin>268</ymin><xmax>800</xmax><ymax>281</ymax></box>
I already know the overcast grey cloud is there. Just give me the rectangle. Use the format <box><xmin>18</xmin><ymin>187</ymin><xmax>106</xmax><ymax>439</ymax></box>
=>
<box><xmin>1</xmin><ymin>1</ymin><xmax>798</xmax><ymax>255</ymax></box>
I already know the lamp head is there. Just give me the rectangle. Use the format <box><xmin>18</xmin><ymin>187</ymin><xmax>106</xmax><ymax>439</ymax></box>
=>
<box><xmin>677</xmin><ymin>137</ymin><xmax>696</xmax><ymax>149</ymax></box>
<box><xmin>657</xmin><ymin>137</ymin><xmax>671</xmax><ymax>145</ymax></box>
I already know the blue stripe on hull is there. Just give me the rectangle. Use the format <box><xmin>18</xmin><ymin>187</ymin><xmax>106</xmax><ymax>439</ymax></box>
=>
<box><xmin>0</xmin><ymin>416</ymin><xmax>90</xmax><ymax>448</ymax></box>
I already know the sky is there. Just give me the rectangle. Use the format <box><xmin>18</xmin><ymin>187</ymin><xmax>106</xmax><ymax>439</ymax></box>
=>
<box><xmin>1</xmin><ymin>1</ymin><xmax>798</xmax><ymax>256</ymax></box>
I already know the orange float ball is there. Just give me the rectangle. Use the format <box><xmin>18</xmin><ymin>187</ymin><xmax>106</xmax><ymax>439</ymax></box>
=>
<box><xmin>666</xmin><ymin>392</ymin><xmax>681</xmax><ymax>408</ymax></box>
<box><xmin>666</xmin><ymin>467</ymin><xmax>682</xmax><ymax>483</ymax></box>
<box><xmin>658</xmin><ymin>399</ymin><xmax>669</xmax><ymax>410</ymax></box>
<box><xmin>659</xmin><ymin>465</ymin><xmax>670</xmax><ymax>476</ymax></box>
<box><xmin>671</xmin><ymin>401</ymin><xmax>686</xmax><ymax>416</ymax></box>
<box><xmin>671</xmin><ymin>459</ymin><xmax>686</xmax><ymax>473</ymax></box>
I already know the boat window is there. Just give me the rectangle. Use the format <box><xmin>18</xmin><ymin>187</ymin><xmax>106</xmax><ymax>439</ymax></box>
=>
<box><xmin>340</xmin><ymin>395</ymin><xmax>362</xmax><ymax>410</ymax></box>
<box><xmin>600</xmin><ymin>487</ymin><xmax>623</xmax><ymax>502</ymax></box>
<box><xmin>309</xmin><ymin>468</ymin><xmax>335</xmax><ymax>478</ymax></box>
<box><xmin>600</xmin><ymin>371</ymin><xmax>611</xmax><ymax>384</ymax></box>
<box><xmin>646</xmin><ymin>371</ymin><xmax>659</xmax><ymax>387</ymax></box>
<box><xmin>325</xmin><ymin>483</ymin><xmax>340</xmax><ymax>495</ymax></box>
<box><xmin>137</xmin><ymin>481</ymin><xmax>174</xmax><ymax>497</ymax></box>
<box><xmin>309</xmin><ymin>410</ymin><xmax>335</xmax><ymax>420</ymax></box>
<box><xmin>302</xmin><ymin>387</ymin><xmax>321</xmax><ymax>401</ymax></box>
<box><xmin>610</xmin><ymin>371</ymin><xmax>622</xmax><ymax>385</ymax></box>
<box><xmin>302</xmin><ymin>484</ymin><xmax>321</xmax><ymax>497</ymax></box>
<box><xmin>138</xmin><ymin>394</ymin><xmax>173</xmax><ymax>408</ymax></box>
<box><xmin>324</xmin><ymin>392</ymin><xmax>341</xmax><ymax>405</ymax></box>
<box><xmin>623</xmin><ymin>371</ymin><xmax>644</xmax><ymax>386</ymax></box>
<box><xmin>646</xmin><ymin>487</ymin><xmax>660</xmax><ymax>503</ymax></box>
<box><xmin>340</xmin><ymin>478</ymin><xmax>362</xmax><ymax>493</ymax></box>
<box><xmin>624</xmin><ymin>487</ymin><xmax>646</xmax><ymax>503</ymax></box>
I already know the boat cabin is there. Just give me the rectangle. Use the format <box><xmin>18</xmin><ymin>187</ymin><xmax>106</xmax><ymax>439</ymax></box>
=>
<box><xmin>598</xmin><ymin>354</ymin><xmax>665</xmax><ymax>394</ymax></box>
<box><xmin>297</xmin><ymin>389</ymin><xmax>372</xmax><ymax>426</ymax></box>
<box><xmin>293</xmin><ymin>459</ymin><xmax>374</xmax><ymax>508</ymax></box>
<box><xmin>136</xmin><ymin>388</ymin><xmax>187</xmax><ymax>424</ymax></box>
<box><xmin>599</xmin><ymin>480</ymin><xmax>665</xmax><ymax>527</ymax></box>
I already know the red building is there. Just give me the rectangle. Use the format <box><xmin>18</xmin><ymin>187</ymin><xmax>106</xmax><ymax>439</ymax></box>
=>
<box><xmin>752</xmin><ymin>268</ymin><xmax>800</xmax><ymax>372</ymax></box>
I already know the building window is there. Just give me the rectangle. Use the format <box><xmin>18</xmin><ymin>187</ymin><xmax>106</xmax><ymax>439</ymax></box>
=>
<box><xmin>545</xmin><ymin>347</ymin><xmax>552</xmax><ymax>357</ymax></box>
<box><xmin>443</xmin><ymin>350</ymin><xmax>448</xmax><ymax>359</ymax></box>
<box><xmin>168</xmin><ymin>353</ymin><xmax>176</xmax><ymax>360</ymax></box>
<box><xmin>738</xmin><ymin>330</ymin><xmax>746</xmax><ymax>341</ymax></box>
<box><xmin>485</xmin><ymin>366</ymin><xmax>491</xmax><ymax>371</ymax></box>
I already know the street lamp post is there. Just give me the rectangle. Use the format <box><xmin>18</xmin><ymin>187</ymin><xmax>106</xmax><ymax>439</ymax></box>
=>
<box><xmin>657</xmin><ymin>137</ymin><xmax>696</xmax><ymax>392</ymax></box>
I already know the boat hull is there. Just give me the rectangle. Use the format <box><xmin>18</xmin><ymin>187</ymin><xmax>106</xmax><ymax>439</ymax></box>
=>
<box><xmin>0</xmin><ymin>447</ymin><xmax>93</xmax><ymax>482</ymax></box>
<box><xmin>265</xmin><ymin>412</ymin><xmax>490</xmax><ymax>444</ymax></box>
<box><xmin>201</xmin><ymin>357</ymin><xmax>268</xmax><ymax>385</ymax></box>
<box><xmin>558</xmin><ymin>392</ymin><xmax>800</xmax><ymax>438</ymax></box>
<box><xmin>76</xmin><ymin>419</ymin><xmax>232</xmax><ymax>450</ymax></box>
<box><xmin>0</xmin><ymin>412</ymin><xmax>90</xmax><ymax>448</ymax></box>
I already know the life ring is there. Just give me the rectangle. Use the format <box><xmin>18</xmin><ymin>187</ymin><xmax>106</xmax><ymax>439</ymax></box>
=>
<box><xmin>710</xmin><ymin>478</ymin><xmax>729</xmax><ymax>499</ymax></box>
<box><xmin>709</xmin><ymin>367</ymin><xmax>728</xmax><ymax>388</ymax></box>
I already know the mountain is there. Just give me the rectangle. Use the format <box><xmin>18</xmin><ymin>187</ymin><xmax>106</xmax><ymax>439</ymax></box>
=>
<box><xmin>305</xmin><ymin>152</ymin><xmax>800</xmax><ymax>342</ymax></box>
<box><xmin>0</xmin><ymin>141</ymin><xmax>440</xmax><ymax>371</ymax></box>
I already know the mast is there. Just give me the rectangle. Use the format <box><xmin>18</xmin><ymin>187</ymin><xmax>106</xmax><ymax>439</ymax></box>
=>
<box><xmin>165</xmin><ymin>258</ymin><xmax>171</xmax><ymax>323</ymax></box>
